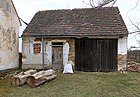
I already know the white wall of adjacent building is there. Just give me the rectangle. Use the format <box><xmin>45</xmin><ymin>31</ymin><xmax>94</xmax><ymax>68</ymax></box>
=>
<box><xmin>0</xmin><ymin>0</ymin><xmax>20</xmax><ymax>71</ymax></box>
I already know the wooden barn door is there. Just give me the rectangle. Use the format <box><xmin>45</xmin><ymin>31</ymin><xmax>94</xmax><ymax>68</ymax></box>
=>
<box><xmin>52</xmin><ymin>46</ymin><xmax>63</xmax><ymax>70</ymax></box>
<box><xmin>75</xmin><ymin>38</ymin><xmax>117</xmax><ymax>72</ymax></box>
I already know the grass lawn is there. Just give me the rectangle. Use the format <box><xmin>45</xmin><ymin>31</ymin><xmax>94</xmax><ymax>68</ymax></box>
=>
<box><xmin>0</xmin><ymin>71</ymin><xmax>140</xmax><ymax>97</ymax></box>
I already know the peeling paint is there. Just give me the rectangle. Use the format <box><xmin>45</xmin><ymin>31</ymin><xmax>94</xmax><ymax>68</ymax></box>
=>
<box><xmin>22</xmin><ymin>38</ymin><xmax>74</xmax><ymax>69</ymax></box>
<box><xmin>0</xmin><ymin>0</ymin><xmax>19</xmax><ymax>70</ymax></box>
<box><xmin>0</xmin><ymin>26</ymin><xmax>16</xmax><ymax>50</ymax></box>
<box><xmin>22</xmin><ymin>37</ymin><xmax>127</xmax><ymax>71</ymax></box>
<box><xmin>0</xmin><ymin>0</ymin><xmax>12</xmax><ymax>17</ymax></box>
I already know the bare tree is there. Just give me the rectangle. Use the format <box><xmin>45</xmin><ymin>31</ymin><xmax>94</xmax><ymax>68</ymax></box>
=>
<box><xmin>84</xmin><ymin>0</ymin><xmax>140</xmax><ymax>34</ymax></box>
<box><xmin>129</xmin><ymin>17</ymin><xmax>140</xmax><ymax>49</ymax></box>
<box><xmin>84</xmin><ymin>0</ymin><xmax>140</xmax><ymax>32</ymax></box>
<box><xmin>128</xmin><ymin>0</ymin><xmax>140</xmax><ymax>34</ymax></box>
<box><xmin>83</xmin><ymin>0</ymin><xmax>117</xmax><ymax>8</ymax></box>
<box><xmin>127</xmin><ymin>0</ymin><xmax>140</xmax><ymax>49</ymax></box>
<box><xmin>129</xmin><ymin>17</ymin><xmax>140</xmax><ymax>35</ymax></box>
<box><xmin>86</xmin><ymin>0</ymin><xmax>140</xmax><ymax>49</ymax></box>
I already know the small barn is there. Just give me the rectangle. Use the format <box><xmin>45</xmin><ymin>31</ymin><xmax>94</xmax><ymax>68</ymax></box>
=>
<box><xmin>22</xmin><ymin>7</ymin><xmax>128</xmax><ymax>72</ymax></box>
<box><xmin>0</xmin><ymin>0</ymin><xmax>20</xmax><ymax>71</ymax></box>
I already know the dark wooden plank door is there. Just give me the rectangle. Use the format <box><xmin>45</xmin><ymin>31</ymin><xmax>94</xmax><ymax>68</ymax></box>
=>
<box><xmin>52</xmin><ymin>46</ymin><xmax>63</xmax><ymax>70</ymax></box>
<box><xmin>75</xmin><ymin>38</ymin><xmax>117</xmax><ymax>72</ymax></box>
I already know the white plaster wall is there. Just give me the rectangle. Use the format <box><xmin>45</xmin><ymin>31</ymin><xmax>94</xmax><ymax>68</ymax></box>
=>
<box><xmin>63</xmin><ymin>42</ymin><xmax>69</xmax><ymax>65</ymax></box>
<box><xmin>45</xmin><ymin>41</ymin><xmax>52</xmax><ymax>66</ymax></box>
<box><xmin>118</xmin><ymin>36</ymin><xmax>128</xmax><ymax>55</ymax></box>
<box><xmin>118</xmin><ymin>36</ymin><xmax>128</xmax><ymax>71</ymax></box>
<box><xmin>0</xmin><ymin>0</ymin><xmax>20</xmax><ymax>71</ymax></box>
<box><xmin>22</xmin><ymin>38</ymin><xmax>42</xmax><ymax>65</ymax></box>
<box><xmin>22</xmin><ymin>39</ymin><xmax>70</xmax><ymax>69</ymax></box>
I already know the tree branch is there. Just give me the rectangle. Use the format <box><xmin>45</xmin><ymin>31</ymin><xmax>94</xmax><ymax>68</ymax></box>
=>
<box><xmin>97</xmin><ymin>0</ymin><xmax>117</xmax><ymax>8</ymax></box>
<box><xmin>128</xmin><ymin>0</ymin><xmax>139</xmax><ymax>13</ymax></box>
<box><xmin>128</xmin><ymin>16</ymin><xmax>140</xmax><ymax>34</ymax></box>
<box><xmin>87</xmin><ymin>0</ymin><xmax>117</xmax><ymax>8</ymax></box>
<box><xmin>129</xmin><ymin>31</ymin><xmax>140</xmax><ymax>34</ymax></box>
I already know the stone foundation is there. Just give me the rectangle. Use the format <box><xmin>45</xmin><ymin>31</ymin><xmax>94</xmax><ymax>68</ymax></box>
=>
<box><xmin>66</xmin><ymin>38</ymin><xmax>75</xmax><ymax>64</ymax></box>
<box><xmin>118</xmin><ymin>54</ymin><xmax>127</xmax><ymax>71</ymax></box>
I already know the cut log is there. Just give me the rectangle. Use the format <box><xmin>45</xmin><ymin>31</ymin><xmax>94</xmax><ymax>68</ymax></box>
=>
<box><xmin>15</xmin><ymin>74</ymin><xmax>31</xmax><ymax>86</ymax></box>
<box><xmin>26</xmin><ymin>69</ymin><xmax>56</xmax><ymax>88</ymax></box>
<box><xmin>31</xmin><ymin>69</ymin><xmax>55</xmax><ymax>79</ymax></box>
<box><xmin>10</xmin><ymin>69</ymin><xmax>37</xmax><ymax>86</ymax></box>
<box><xmin>43</xmin><ymin>74</ymin><xmax>56</xmax><ymax>82</ymax></box>
<box><xmin>10</xmin><ymin>76</ymin><xmax>17</xmax><ymax>86</ymax></box>
<box><xmin>26</xmin><ymin>76</ymin><xmax>47</xmax><ymax>88</ymax></box>
<box><xmin>23</xmin><ymin>69</ymin><xmax>37</xmax><ymax>75</ymax></box>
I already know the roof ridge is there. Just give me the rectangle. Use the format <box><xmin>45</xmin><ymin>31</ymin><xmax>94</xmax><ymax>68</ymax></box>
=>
<box><xmin>38</xmin><ymin>7</ymin><xmax>119</xmax><ymax>12</ymax></box>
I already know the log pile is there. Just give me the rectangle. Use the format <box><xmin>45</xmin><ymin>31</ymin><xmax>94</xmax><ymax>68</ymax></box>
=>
<box><xmin>26</xmin><ymin>69</ymin><xmax>56</xmax><ymax>88</ymax></box>
<box><xmin>127</xmin><ymin>61</ymin><xmax>140</xmax><ymax>72</ymax></box>
<box><xmin>10</xmin><ymin>69</ymin><xmax>56</xmax><ymax>87</ymax></box>
<box><xmin>10</xmin><ymin>69</ymin><xmax>37</xmax><ymax>86</ymax></box>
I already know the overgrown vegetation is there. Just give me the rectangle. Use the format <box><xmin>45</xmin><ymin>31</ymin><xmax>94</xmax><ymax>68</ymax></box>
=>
<box><xmin>0</xmin><ymin>71</ymin><xmax>140</xmax><ymax>97</ymax></box>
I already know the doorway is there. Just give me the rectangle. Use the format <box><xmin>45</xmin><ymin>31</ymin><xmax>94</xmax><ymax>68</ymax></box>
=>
<box><xmin>52</xmin><ymin>43</ymin><xmax>63</xmax><ymax>70</ymax></box>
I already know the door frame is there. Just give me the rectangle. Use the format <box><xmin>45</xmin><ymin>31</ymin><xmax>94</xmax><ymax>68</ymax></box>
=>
<box><xmin>52</xmin><ymin>42</ymin><xmax>63</xmax><ymax>70</ymax></box>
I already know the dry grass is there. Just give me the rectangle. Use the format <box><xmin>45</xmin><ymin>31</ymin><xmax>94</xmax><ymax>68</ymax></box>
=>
<box><xmin>0</xmin><ymin>71</ymin><xmax>140</xmax><ymax>97</ymax></box>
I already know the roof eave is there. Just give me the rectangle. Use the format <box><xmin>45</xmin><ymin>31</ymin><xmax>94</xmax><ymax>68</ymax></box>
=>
<box><xmin>21</xmin><ymin>33</ymin><xmax>128</xmax><ymax>38</ymax></box>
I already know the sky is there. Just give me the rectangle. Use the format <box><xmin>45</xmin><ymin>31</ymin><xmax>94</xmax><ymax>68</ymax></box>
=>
<box><xmin>12</xmin><ymin>0</ymin><xmax>140</xmax><ymax>51</ymax></box>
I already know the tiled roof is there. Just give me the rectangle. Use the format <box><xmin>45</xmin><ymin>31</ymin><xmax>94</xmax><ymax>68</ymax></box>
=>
<box><xmin>22</xmin><ymin>7</ymin><xmax>128</xmax><ymax>37</ymax></box>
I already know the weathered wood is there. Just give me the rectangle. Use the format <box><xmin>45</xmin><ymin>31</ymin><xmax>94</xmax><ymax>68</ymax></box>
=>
<box><xmin>26</xmin><ymin>76</ymin><xmax>37</xmax><ymax>88</ymax></box>
<box><xmin>26</xmin><ymin>69</ymin><xmax>56</xmax><ymax>87</ymax></box>
<box><xmin>10</xmin><ymin>69</ymin><xmax>56</xmax><ymax>87</ymax></box>
<box><xmin>11</xmin><ymin>69</ymin><xmax>37</xmax><ymax>86</ymax></box>
<box><xmin>43</xmin><ymin>74</ymin><xmax>56</xmax><ymax>81</ymax></box>
<box><xmin>10</xmin><ymin>76</ymin><xmax>17</xmax><ymax>86</ymax></box>
<box><xmin>23</xmin><ymin>69</ymin><xmax>37</xmax><ymax>75</ymax></box>
<box><xmin>26</xmin><ymin>75</ymin><xmax>56</xmax><ymax>88</ymax></box>
<box><xmin>75</xmin><ymin>38</ymin><xmax>117</xmax><ymax>72</ymax></box>
<box><xmin>15</xmin><ymin>74</ymin><xmax>31</xmax><ymax>86</ymax></box>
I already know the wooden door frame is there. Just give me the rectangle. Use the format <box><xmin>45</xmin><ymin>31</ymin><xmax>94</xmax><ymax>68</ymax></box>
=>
<box><xmin>52</xmin><ymin>42</ymin><xmax>63</xmax><ymax>70</ymax></box>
